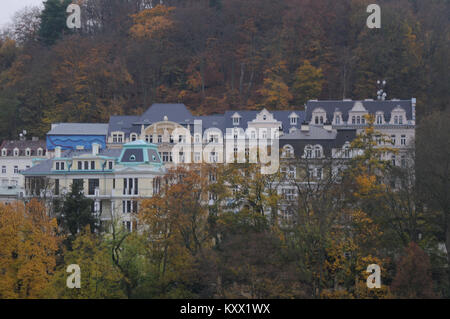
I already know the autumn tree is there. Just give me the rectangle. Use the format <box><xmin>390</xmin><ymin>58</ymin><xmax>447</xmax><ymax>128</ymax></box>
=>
<box><xmin>391</xmin><ymin>242</ymin><xmax>436</xmax><ymax>298</ymax></box>
<box><xmin>0</xmin><ymin>200</ymin><xmax>59</xmax><ymax>299</ymax></box>
<box><xmin>292</xmin><ymin>60</ymin><xmax>324</xmax><ymax>106</ymax></box>
<box><xmin>258</xmin><ymin>60</ymin><xmax>292</xmax><ymax>109</ymax></box>
<box><xmin>48</xmin><ymin>227</ymin><xmax>126</xmax><ymax>299</ymax></box>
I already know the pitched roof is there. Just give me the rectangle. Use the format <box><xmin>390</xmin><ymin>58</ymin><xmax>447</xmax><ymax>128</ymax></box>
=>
<box><xmin>108</xmin><ymin>116</ymin><xmax>140</xmax><ymax>135</ymax></box>
<box><xmin>48</xmin><ymin>123</ymin><xmax>109</xmax><ymax>135</ymax></box>
<box><xmin>1</xmin><ymin>140</ymin><xmax>46</xmax><ymax>151</ymax></box>
<box><xmin>138</xmin><ymin>104</ymin><xmax>195</xmax><ymax>125</ymax></box>
<box><xmin>306</xmin><ymin>100</ymin><xmax>413</xmax><ymax>122</ymax></box>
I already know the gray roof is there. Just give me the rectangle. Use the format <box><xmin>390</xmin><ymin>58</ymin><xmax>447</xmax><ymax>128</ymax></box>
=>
<box><xmin>281</xmin><ymin>126</ymin><xmax>338</xmax><ymax>140</ymax></box>
<box><xmin>0</xmin><ymin>140</ymin><xmax>46</xmax><ymax>156</ymax></box>
<box><xmin>60</xmin><ymin>148</ymin><xmax>122</xmax><ymax>158</ymax></box>
<box><xmin>48</xmin><ymin>123</ymin><xmax>109</xmax><ymax>135</ymax></box>
<box><xmin>108</xmin><ymin>116</ymin><xmax>140</xmax><ymax>135</ymax></box>
<box><xmin>280</xmin><ymin>128</ymin><xmax>357</xmax><ymax>157</ymax></box>
<box><xmin>22</xmin><ymin>159</ymin><xmax>53</xmax><ymax>175</ymax></box>
<box><xmin>138</xmin><ymin>104</ymin><xmax>196</xmax><ymax>125</ymax></box>
<box><xmin>306</xmin><ymin>100</ymin><xmax>413</xmax><ymax>123</ymax></box>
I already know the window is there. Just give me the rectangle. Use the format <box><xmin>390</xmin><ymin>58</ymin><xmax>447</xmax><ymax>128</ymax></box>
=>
<box><xmin>108</xmin><ymin>161</ymin><xmax>113</xmax><ymax>170</ymax></box>
<box><xmin>162</xmin><ymin>152</ymin><xmax>169</xmax><ymax>162</ymax></box>
<box><xmin>122</xmin><ymin>200</ymin><xmax>137</xmax><ymax>214</ymax></box>
<box><xmin>88</xmin><ymin>179</ymin><xmax>99</xmax><ymax>195</ymax></box>
<box><xmin>157</xmin><ymin>135</ymin><xmax>162</xmax><ymax>143</ymax></box>
<box><xmin>113</xmin><ymin>178</ymin><xmax>116</xmax><ymax>189</ymax></box>
<box><xmin>335</xmin><ymin>115</ymin><xmax>341</xmax><ymax>125</ymax></box>
<box><xmin>1</xmin><ymin>166</ymin><xmax>5</xmax><ymax>174</ymax></box>
<box><xmin>130</xmin><ymin>155</ymin><xmax>136</xmax><ymax>161</ymax></box>
<box><xmin>209</xmin><ymin>192</ymin><xmax>218</xmax><ymax>201</ymax></box>
<box><xmin>26</xmin><ymin>149</ymin><xmax>31</xmax><ymax>156</ymax></box>
<box><xmin>391</xmin><ymin>155</ymin><xmax>396</xmax><ymax>166</ymax></box>
<box><xmin>376</xmin><ymin>135</ymin><xmax>382</xmax><ymax>145</ymax></box>
<box><xmin>195</xmin><ymin>135</ymin><xmax>201</xmax><ymax>144</ymax></box>
<box><xmin>55</xmin><ymin>162</ymin><xmax>60</xmax><ymax>170</ymax></box>
<box><xmin>90</xmin><ymin>161</ymin><xmax>95</xmax><ymax>170</ymax></box>
<box><xmin>319</xmin><ymin>116</ymin><xmax>324</xmax><ymax>124</ymax></box>
<box><xmin>210</xmin><ymin>151</ymin><xmax>218</xmax><ymax>163</ymax></box>
<box><xmin>209</xmin><ymin>172</ymin><xmax>217</xmax><ymax>182</ymax></box>
<box><xmin>14</xmin><ymin>166</ymin><xmax>19</xmax><ymax>174</ymax></box>
<box><xmin>131</xmin><ymin>134</ymin><xmax>137</xmax><ymax>141</ymax></box>
<box><xmin>153</xmin><ymin>178</ymin><xmax>161</xmax><ymax>195</ymax></box>
<box><xmin>315</xmin><ymin>167</ymin><xmax>323</xmax><ymax>180</ymax></box>
<box><xmin>343</xmin><ymin>145</ymin><xmax>351</xmax><ymax>158</ymax></box>
<box><xmin>391</xmin><ymin>135</ymin><xmax>396</xmax><ymax>145</ymax></box>
<box><xmin>179</xmin><ymin>151</ymin><xmax>185</xmax><ymax>163</ymax></box>
<box><xmin>112</xmin><ymin>134</ymin><xmax>118</xmax><ymax>143</ymax></box>
<box><xmin>283</xmin><ymin>188</ymin><xmax>296</xmax><ymax>201</ymax></box>
<box><xmin>401</xmin><ymin>155</ymin><xmax>406</xmax><ymax>168</ymax></box>
<box><xmin>399</xmin><ymin>116</ymin><xmax>403</xmax><ymax>125</ymax></box>
<box><xmin>356</xmin><ymin>116</ymin><xmax>361</xmax><ymax>124</ymax></box>
<box><xmin>13</xmin><ymin>149</ymin><xmax>19</xmax><ymax>157</ymax></box>
<box><xmin>37</xmin><ymin>149</ymin><xmax>43</xmax><ymax>156</ymax></box>
<box><xmin>352</xmin><ymin>116</ymin><xmax>356</xmax><ymax>124</ymax></box>
<box><xmin>78</xmin><ymin>161</ymin><xmax>82</xmax><ymax>170</ymax></box>
<box><xmin>117</xmin><ymin>134</ymin><xmax>123</xmax><ymax>143</ymax></box>
<box><xmin>394</xmin><ymin>116</ymin><xmax>399</xmax><ymax>124</ymax></box>
<box><xmin>377</xmin><ymin>114</ymin><xmax>383</xmax><ymax>124</ymax></box>
<box><xmin>314</xmin><ymin>146</ymin><xmax>322</xmax><ymax>158</ymax></box>
<box><xmin>233</xmin><ymin>117</ymin><xmax>240</xmax><ymax>125</ymax></box>
<box><xmin>54</xmin><ymin>179</ymin><xmax>59</xmax><ymax>196</ymax></box>
<box><xmin>290</xmin><ymin>117</ymin><xmax>297</xmax><ymax>125</ymax></box>
<box><xmin>401</xmin><ymin>135</ymin><xmax>407</xmax><ymax>145</ymax></box>
<box><xmin>84</xmin><ymin>161</ymin><xmax>89</xmax><ymax>170</ymax></box>
<box><xmin>194</xmin><ymin>152</ymin><xmax>201</xmax><ymax>163</ymax></box>
<box><xmin>305</xmin><ymin>146</ymin><xmax>313</xmax><ymax>159</ymax></box>
<box><xmin>1</xmin><ymin>149</ymin><xmax>6</xmax><ymax>156</ymax></box>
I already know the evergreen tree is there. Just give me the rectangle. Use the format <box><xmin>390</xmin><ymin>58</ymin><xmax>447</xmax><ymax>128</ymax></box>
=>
<box><xmin>38</xmin><ymin>0</ymin><xmax>72</xmax><ymax>46</ymax></box>
<box><xmin>58</xmin><ymin>182</ymin><xmax>98</xmax><ymax>244</ymax></box>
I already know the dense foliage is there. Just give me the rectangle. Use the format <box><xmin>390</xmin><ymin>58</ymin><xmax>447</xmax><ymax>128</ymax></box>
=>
<box><xmin>0</xmin><ymin>0</ymin><xmax>448</xmax><ymax>139</ymax></box>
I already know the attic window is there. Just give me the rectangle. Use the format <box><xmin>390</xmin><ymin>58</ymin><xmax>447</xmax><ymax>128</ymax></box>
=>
<box><xmin>130</xmin><ymin>155</ymin><xmax>136</xmax><ymax>161</ymax></box>
<box><xmin>1</xmin><ymin>149</ymin><xmax>6</xmax><ymax>157</ymax></box>
<box><xmin>233</xmin><ymin>117</ymin><xmax>240</xmax><ymax>125</ymax></box>
<box><xmin>290</xmin><ymin>117</ymin><xmax>297</xmax><ymax>125</ymax></box>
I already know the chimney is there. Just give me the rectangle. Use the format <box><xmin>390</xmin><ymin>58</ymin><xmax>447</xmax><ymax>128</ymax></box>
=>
<box><xmin>92</xmin><ymin>143</ymin><xmax>100</xmax><ymax>156</ymax></box>
<box><xmin>324</xmin><ymin>122</ymin><xmax>333</xmax><ymax>132</ymax></box>
<box><xmin>301</xmin><ymin>122</ymin><xmax>310</xmax><ymax>132</ymax></box>
<box><xmin>55</xmin><ymin>146</ymin><xmax>61</xmax><ymax>158</ymax></box>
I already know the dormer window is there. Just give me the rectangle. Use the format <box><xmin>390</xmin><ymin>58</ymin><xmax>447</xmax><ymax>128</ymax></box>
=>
<box><xmin>25</xmin><ymin>148</ymin><xmax>31</xmax><ymax>157</ymax></box>
<box><xmin>289</xmin><ymin>113</ymin><xmax>299</xmax><ymax>125</ymax></box>
<box><xmin>394</xmin><ymin>116</ymin><xmax>399</xmax><ymax>124</ymax></box>
<box><xmin>13</xmin><ymin>148</ymin><xmax>19</xmax><ymax>157</ymax></box>
<box><xmin>233</xmin><ymin>117</ymin><xmax>240</xmax><ymax>125</ymax></box>
<box><xmin>158</xmin><ymin>135</ymin><xmax>162</xmax><ymax>143</ymax></box>
<box><xmin>1</xmin><ymin>149</ymin><xmax>6</xmax><ymax>157</ymax></box>
<box><xmin>37</xmin><ymin>148</ymin><xmax>43</xmax><ymax>156</ymax></box>
<box><xmin>130</xmin><ymin>133</ymin><xmax>137</xmax><ymax>142</ymax></box>
<box><xmin>399</xmin><ymin>116</ymin><xmax>403</xmax><ymax>125</ymax></box>
<box><xmin>335</xmin><ymin>115</ymin><xmax>341</xmax><ymax>125</ymax></box>
<box><xmin>130</xmin><ymin>155</ymin><xmax>136</xmax><ymax>161</ymax></box>
<box><xmin>376</xmin><ymin>114</ymin><xmax>383</xmax><ymax>124</ymax></box>
<box><xmin>263</xmin><ymin>115</ymin><xmax>267</xmax><ymax>121</ymax></box>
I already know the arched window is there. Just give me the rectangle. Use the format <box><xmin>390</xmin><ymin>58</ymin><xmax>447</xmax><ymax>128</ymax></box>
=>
<box><xmin>130</xmin><ymin>133</ymin><xmax>137</xmax><ymax>142</ymax></box>
<box><xmin>314</xmin><ymin>145</ymin><xmax>323</xmax><ymax>158</ymax></box>
<box><xmin>283</xmin><ymin>145</ymin><xmax>294</xmax><ymax>158</ymax></box>
<box><xmin>13</xmin><ymin>148</ymin><xmax>19</xmax><ymax>157</ymax></box>
<box><xmin>304</xmin><ymin>145</ymin><xmax>313</xmax><ymax>159</ymax></box>
<box><xmin>394</xmin><ymin>116</ymin><xmax>399</xmax><ymax>124</ymax></box>
<box><xmin>1</xmin><ymin>149</ymin><xmax>7</xmax><ymax>156</ymax></box>
<box><xmin>130</xmin><ymin>155</ymin><xmax>136</xmax><ymax>161</ymax></box>
<box><xmin>352</xmin><ymin>116</ymin><xmax>356</xmax><ymax>124</ymax></box>
<box><xmin>37</xmin><ymin>148</ymin><xmax>43</xmax><ymax>156</ymax></box>
<box><xmin>25</xmin><ymin>148</ymin><xmax>31</xmax><ymax>156</ymax></box>
<box><xmin>376</xmin><ymin>114</ymin><xmax>383</xmax><ymax>124</ymax></box>
<box><xmin>343</xmin><ymin>143</ymin><xmax>351</xmax><ymax>158</ymax></box>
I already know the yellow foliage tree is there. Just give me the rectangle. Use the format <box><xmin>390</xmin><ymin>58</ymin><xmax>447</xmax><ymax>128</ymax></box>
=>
<box><xmin>0</xmin><ymin>200</ymin><xmax>59</xmax><ymax>299</ymax></box>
